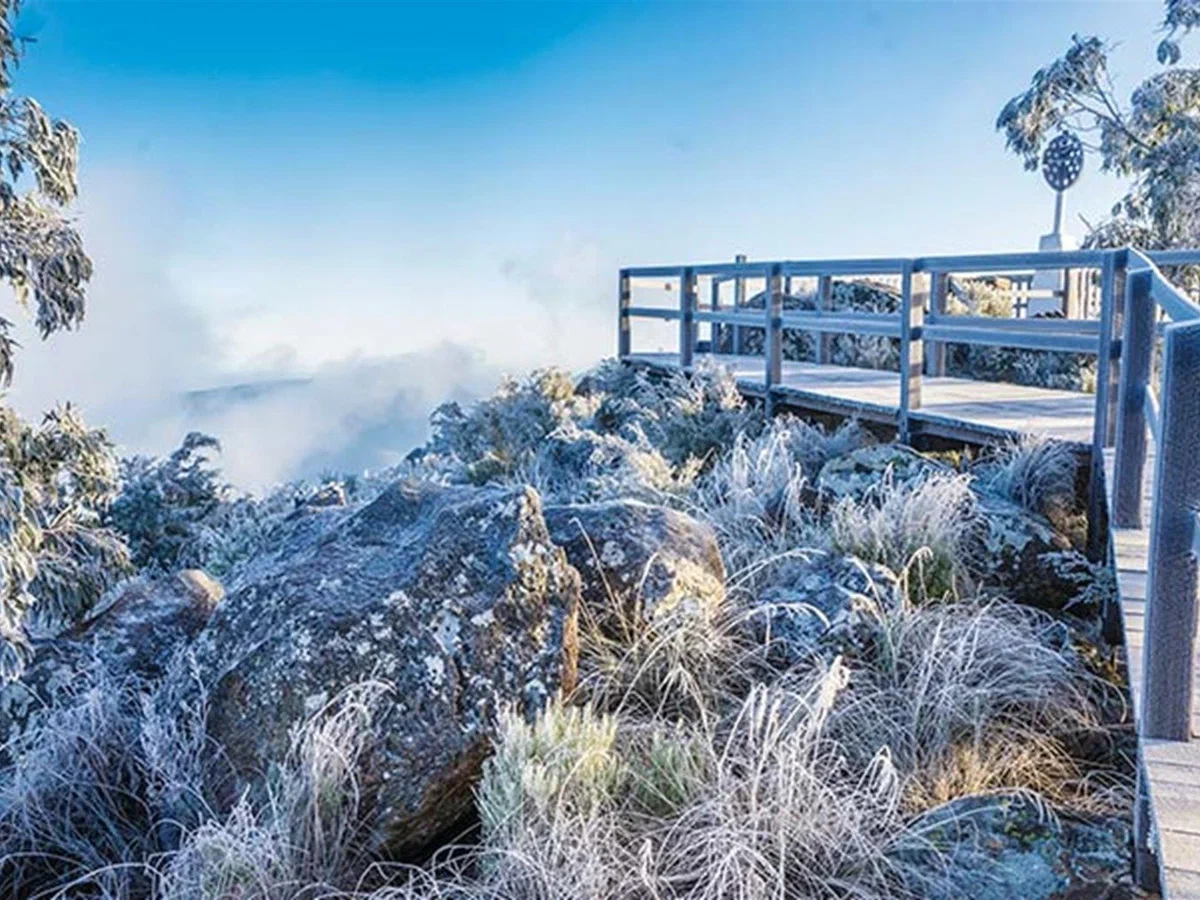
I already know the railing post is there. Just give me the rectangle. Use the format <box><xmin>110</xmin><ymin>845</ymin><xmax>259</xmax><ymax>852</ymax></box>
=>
<box><xmin>1107</xmin><ymin>253</ymin><xmax>1128</xmax><ymax>448</ymax></box>
<box><xmin>815</xmin><ymin>274</ymin><xmax>833</xmax><ymax>365</ymax></box>
<box><xmin>679</xmin><ymin>267</ymin><xmax>697</xmax><ymax>371</ymax></box>
<box><xmin>898</xmin><ymin>263</ymin><xmax>921</xmax><ymax>443</ymax></box>
<box><xmin>618</xmin><ymin>269</ymin><xmax>631</xmax><ymax>358</ymax></box>
<box><xmin>733</xmin><ymin>253</ymin><xmax>748</xmax><ymax>355</ymax></box>
<box><xmin>1093</xmin><ymin>254</ymin><xmax>1118</xmax><ymax>451</ymax></box>
<box><xmin>1143</xmin><ymin>318</ymin><xmax>1200</xmax><ymax>740</ymax></box>
<box><xmin>924</xmin><ymin>271</ymin><xmax>947</xmax><ymax>376</ymax></box>
<box><xmin>764</xmin><ymin>263</ymin><xmax>783</xmax><ymax>414</ymax></box>
<box><xmin>709</xmin><ymin>276</ymin><xmax>721</xmax><ymax>352</ymax></box>
<box><xmin>1113</xmin><ymin>266</ymin><xmax>1154</xmax><ymax>529</ymax></box>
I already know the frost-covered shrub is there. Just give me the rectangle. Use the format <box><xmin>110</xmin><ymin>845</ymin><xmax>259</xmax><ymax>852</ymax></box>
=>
<box><xmin>418</xmin><ymin>362</ymin><xmax>755</xmax><ymax>492</ymax></box>
<box><xmin>425</xmin><ymin>368</ymin><xmax>590</xmax><ymax>483</ymax></box>
<box><xmin>0</xmin><ymin>404</ymin><xmax>130</xmax><ymax>673</ymax></box>
<box><xmin>517</xmin><ymin>421</ymin><xmax>699</xmax><ymax>504</ymax></box>
<box><xmin>590</xmin><ymin>361</ymin><xmax>759</xmax><ymax>467</ymax></box>
<box><xmin>108</xmin><ymin>432</ymin><xmax>229</xmax><ymax>573</ymax></box>
<box><xmin>829</xmin><ymin>471</ymin><xmax>979</xmax><ymax>600</ymax></box>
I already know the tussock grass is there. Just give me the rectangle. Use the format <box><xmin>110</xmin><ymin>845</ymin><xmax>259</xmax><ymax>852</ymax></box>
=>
<box><xmin>0</xmin><ymin>662</ymin><xmax>167</xmax><ymax>899</ymax></box>
<box><xmin>161</xmin><ymin>680</ymin><xmax>391</xmax><ymax>899</ymax></box>
<box><xmin>828</xmin><ymin>472</ymin><xmax>979</xmax><ymax>600</ymax></box>
<box><xmin>685</xmin><ymin>419</ymin><xmax>866</xmax><ymax>595</ymax></box>
<box><xmin>813</xmin><ymin>598</ymin><xmax>1118</xmax><ymax>816</ymax></box>
<box><xmin>977</xmin><ymin>434</ymin><xmax>1078</xmax><ymax>520</ymax></box>
<box><xmin>651</xmin><ymin>672</ymin><xmax>912</xmax><ymax>900</ymax></box>
<box><xmin>575</xmin><ymin>574</ymin><xmax>749</xmax><ymax>724</ymax></box>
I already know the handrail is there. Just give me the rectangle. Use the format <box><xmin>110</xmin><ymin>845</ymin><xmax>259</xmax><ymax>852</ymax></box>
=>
<box><xmin>623</xmin><ymin>248</ymin><xmax>1113</xmax><ymax>280</ymax></box>
<box><xmin>1111</xmin><ymin>250</ymin><xmax>1200</xmax><ymax>743</ymax></box>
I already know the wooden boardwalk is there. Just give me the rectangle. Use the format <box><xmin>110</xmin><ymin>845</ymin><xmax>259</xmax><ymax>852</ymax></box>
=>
<box><xmin>1105</xmin><ymin>449</ymin><xmax>1200</xmax><ymax>899</ymax></box>
<box><xmin>629</xmin><ymin>352</ymin><xmax>1098</xmax><ymax>444</ymax></box>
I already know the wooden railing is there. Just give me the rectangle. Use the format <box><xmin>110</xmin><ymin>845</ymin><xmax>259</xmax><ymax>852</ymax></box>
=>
<box><xmin>618</xmin><ymin>250</ymin><xmax>1119</xmax><ymax>442</ymax></box>
<box><xmin>1112</xmin><ymin>249</ymin><xmax>1200</xmax><ymax>741</ymax></box>
<box><xmin>619</xmin><ymin>246</ymin><xmax>1200</xmax><ymax>742</ymax></box>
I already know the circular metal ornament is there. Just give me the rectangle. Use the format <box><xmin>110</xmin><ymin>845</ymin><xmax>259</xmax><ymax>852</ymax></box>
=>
<box><xmin>1042</xmin><ymin>132</ymin><xmax>1084</xmax><ymax>191</ymax></box>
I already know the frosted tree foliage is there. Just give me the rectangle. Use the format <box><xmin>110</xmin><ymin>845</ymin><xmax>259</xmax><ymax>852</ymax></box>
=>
<box><xmin>0</xmin><ymin>1</ymin><xmax>126</xmax><ymax>677</ymax></box>
<box><xmin>0</xmin><ymin>0</ymin><xmax>91</xmax><ymax>385</ymax></box>
<box><xmin>998</xmin><ymin>0</ymin><xmax>1200</xmax><ymax>274</ymax></box>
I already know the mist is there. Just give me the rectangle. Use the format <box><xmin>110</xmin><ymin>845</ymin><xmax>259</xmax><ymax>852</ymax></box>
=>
<box><xmin>5</xmin><ymin>166</ymin><xmax>612</xmax><ymax>491</ymax></box>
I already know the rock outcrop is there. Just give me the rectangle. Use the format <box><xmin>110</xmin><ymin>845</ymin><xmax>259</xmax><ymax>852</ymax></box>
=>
<box><xmin>187</xmin><ymin>480</ymin><xmax>581</xmax><ymax>857</ymax></box>
<box><xmin>0</xmin><ymin>571</ymin><xmax>223</xmax><ymax>757</ymax></box>
<box><xmin>544</xmin><ymin>500</ymin><xmax>725</xmax><ymax>632</ymax></box>
<box><xmin>970</xmin><ymin>495</ymin><xmax>1084</xmax><ymax>610</ymax></box>
<box><xmin>900</xmin><ymin>793</ymin><xmax>1132</xmax><ymax>899</ymax></box>
<box><xmin>817</xmin><ymin>444</ymin><xmax>948</xmax><ymax>503</ymax></box>
<box><xmin>746</xmin><ymin>551</ymin><xmax>900</xmax><ymax>667</ymax></box>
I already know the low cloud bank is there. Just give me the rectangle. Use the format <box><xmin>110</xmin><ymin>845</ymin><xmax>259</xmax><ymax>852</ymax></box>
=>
<box><xmin>4</xmin><ymin>168</ymin><xmax>520</xmax><ymax>490</ymax></box>
<box><xmin>172</xmin><ymin>344</ymin><xmax>500</xmax><ymax>489</ymax></box>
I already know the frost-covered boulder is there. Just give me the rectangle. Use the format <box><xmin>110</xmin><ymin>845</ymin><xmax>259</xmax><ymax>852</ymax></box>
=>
<box><xmin>816</xmin><ymin>444</ymin><xmax>947</xmax><ymax>503</ymax></box>
<box><xmin>187</xmin><ymin>480</ymin><xmax>581</xmax><ymax>857</ymax></box>
<box><xmin>900</xmin><ymin>793</ymin><xmax>1131</xmax><ymax>899</ymax></box>
<box><xmin>0</xmin><ymin>571</ymin><xmax>223</xmax><ymax>758</ymax></box>
<box><xmin>745</xmin><ymin>551</ymin><xmax>899</xmax><ymax>667</ymax></box>
<box><xmin>970</xmin><ymin>495</ymin><xmax>1085</xmax><ymax>611</ymax></box>
<box><xmin>545</xmin><ymin>500</ymin><xmax>724</xmax><ymax>632</ymax></box>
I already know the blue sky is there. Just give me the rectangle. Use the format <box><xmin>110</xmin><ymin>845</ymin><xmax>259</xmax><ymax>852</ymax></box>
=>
<box><xmin>1</xmin><ymin>1</ymin><xmax>1175</xmax><ymax>479</ymax></box>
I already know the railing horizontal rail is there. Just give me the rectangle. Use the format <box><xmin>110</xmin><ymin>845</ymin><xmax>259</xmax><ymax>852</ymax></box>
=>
<box><xmin>779</xmin><ymin>258</ymin><xmax>909</xmax><ymax>277</ymax></box>
<box><xmin>780</xmin><ymin>311</ymin><xmax>902</xmax><ymax>338</ymax></box>
<box><xmin>915</xmin><ymin>250</ymin><xmax>1108</xmax><ymax>272</ymax></box>
<box><xmin>625</xmin><ymin>262</ymin><xmax>772</xmax><ymax>278</ymax></box>
<box><xmin>922</xmin><ymin>324</ymin><xmax>1098</xmax><ymax>355</ymax></box>
<box><xmin>628</xmin><ymin>249</ymin><xmax>1117</xmax><ymax>282</ymax></box>
<box><xmin>925</xmin><ymin>313</ymin><xmax>1102</xmax><ymax>335</ymax></box>
<box><xmin>693</xmin><ymin>310</ymin><xmax>760</xmax><ymax>326</ymax></box>
<box><xmin>1146</xmin><ymin>248</ymin><xmax>1200</xmax><ymax>266</ymax></box>
<box><xmin>626</xmin><ymin>306</ymin><xmax>680</xmax><ymax>320</ymax></box>
<box><xmin>1150</xmin><ymin>270</ymin><xmax>1200</xmax><ymax>322</ymax></box>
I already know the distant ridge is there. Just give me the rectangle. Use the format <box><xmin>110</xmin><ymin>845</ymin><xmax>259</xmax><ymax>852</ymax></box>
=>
<box><xmin>183</xmin><ymin>377</ymin><xmax>313</xmax><ymax>416</ymax></box>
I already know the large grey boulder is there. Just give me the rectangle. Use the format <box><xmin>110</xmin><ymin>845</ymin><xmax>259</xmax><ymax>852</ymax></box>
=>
<box><xmin>746</xmin><ymin>551</ymin><xmax>900</xmax><ymax>667</ymax></box>
<box><xmin>187</xmin><ymin>480</ymin><xmax>581</xmax><ymax>857</ymax></box>
<box><xmin>970</xmin><ymin>495</ymin><xmax>1091</xmax><ymax>612</ymax></box>
<box><xmin>899</xmin><ymin>793</ymin><xmax>1132</xmax><ymax>899</ymax></box>
<box><xmin>0</xmin><ymin>571</ymin><xmax>223</xmax><ymax>758</ymax></box>
<box><xmin>817</xmin><ymin>444</ymin><xmax>948</xmax><ymax>504</ymax></box>
<box><xmin>544</xmin><ymin>500</ymin><xmax>725</xmax><ymax>633</ymax></box>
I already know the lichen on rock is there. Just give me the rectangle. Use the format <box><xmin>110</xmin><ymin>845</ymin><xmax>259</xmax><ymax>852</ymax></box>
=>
<box><xmin>179</xmin><ymin>479</ymin><xmax>582</xmax><ymax>857</ymax></box>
